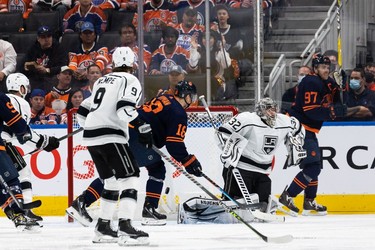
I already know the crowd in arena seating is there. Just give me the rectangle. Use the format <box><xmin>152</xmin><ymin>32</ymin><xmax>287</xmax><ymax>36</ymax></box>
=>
<box><xmin>1</xmin><ymin>0</ymin><xmax>374</xmax><ymax>123</ymax></box>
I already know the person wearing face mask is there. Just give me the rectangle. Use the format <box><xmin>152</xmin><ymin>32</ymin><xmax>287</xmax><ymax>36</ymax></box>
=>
<box><xmin>344</xmin><ymin>68</ymin><xmax>375</xmax><ymax>121</ymax></box>
<box><xmin>281</xmin><ymin>66</ymin><xmax>312</xmax><ymax>114</ymax></box>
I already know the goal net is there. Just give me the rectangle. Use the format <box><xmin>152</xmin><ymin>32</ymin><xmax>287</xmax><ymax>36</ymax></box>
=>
<box><xmin>66</xmin><ymin>106</ymin><xmax>237</xmax><ymax>219</ymax></box>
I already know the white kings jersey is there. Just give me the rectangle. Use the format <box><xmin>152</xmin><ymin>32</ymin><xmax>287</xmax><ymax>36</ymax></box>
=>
<box><xmin>77</xmin><ymin>72</ymin><xmax>142</xmax><ymax>146</ymax></box>
<box><xmin>219</xmin><ymin>112</ymin><xmax>304</xmax><ymax>174</ymax></box>
<box><xmin>2</xmin><ymin>93</ymin><xmax>31</xmax><ymax>142</ymax></box>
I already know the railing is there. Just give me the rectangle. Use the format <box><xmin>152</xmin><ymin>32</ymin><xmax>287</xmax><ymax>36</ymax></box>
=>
<box><xmin>263</xmin><ymin>53</ymin><xmax>286</xmax><ymax>100</ymax></box>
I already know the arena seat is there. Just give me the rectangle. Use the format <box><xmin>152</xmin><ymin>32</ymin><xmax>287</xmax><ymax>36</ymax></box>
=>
<box><xmin>98</xmin><ymin>31</ymin><xmax>120</xmax><ymax>51</ymax></box>
<box><xmin>109</xmin><ymin>11</ymin><xmax>134</xmax><ymax>32</ymax></box>
<box><xmin>24</xmin><ymin>11</ymin><xmax>62</xmax><ymax>37</ymax></box>
<box><xmin>59</xmin><ymin>32</ymin><xmax>80</xmax><ymax>54</ymax></box>
<box><xmin>0</xmin><ymin>13</ymin><xmax>24</xmax><ymax>38</ymax></box>
<box><xmin>8</xmin><ymin>32</ymin><xmax>37</xmax><ymax>54</ymax></box>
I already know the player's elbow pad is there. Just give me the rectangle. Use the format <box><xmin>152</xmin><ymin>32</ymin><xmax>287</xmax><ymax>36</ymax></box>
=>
<box><xmin>116</xmin><ymin>100</ymin><xmax>138</xmax><ymax>123</ymax></box>
<box><xmin>77</xmin><ymin>105</ymin><xmax>90</xmax><ymax>127</ymax></box>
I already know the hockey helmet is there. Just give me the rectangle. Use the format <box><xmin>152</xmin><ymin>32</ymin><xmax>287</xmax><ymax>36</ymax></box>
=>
<box><xmin>112</xmin><ymin>46</ymin><xmax>135</xmax><ymax>68</ymax></box>
<box><xmin>6</xmin><ymin>73</ymin><xmax>30</xmax><ymax>98</ymax></box>
<box><xmin>174</xmin><ymin>80</ymin><xmax>198</xmax><ymax>106</ymax></box>
<box><xmin>255</xmin><ymin>97</ymin><xmax>278</xmax><ymax>127</ymax></box>
<box><xmin>312</xmin><ymin>53</ymin><xmax>331</xmax><ymax>68</ymax></box>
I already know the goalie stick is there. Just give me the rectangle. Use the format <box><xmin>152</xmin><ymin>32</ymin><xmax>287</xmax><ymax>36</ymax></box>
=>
<box><xmin>23</xmin><ymin>127</ymin><xmax>84</xmax><ymax>158</ymax></box>
<box><xmin>153</xmin><ymin>145</ymin><xmax>292</xmax><ymax>243</ymax></box>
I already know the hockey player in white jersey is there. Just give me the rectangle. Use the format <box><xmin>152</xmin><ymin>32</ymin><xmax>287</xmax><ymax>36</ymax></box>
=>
<box><xmin>217</xmin><ymin>97</ymin><xmax>306</xmax><ymax>214</ymax></box>
<box><xmin>2</xmin><ymin>73</ymin><xmax>60</xmax><ymax>222</ymax></box>
<box><xmin>77</xmin><ymin>47</ymin><xmax>151</xmax><ymax>246</ymax></box>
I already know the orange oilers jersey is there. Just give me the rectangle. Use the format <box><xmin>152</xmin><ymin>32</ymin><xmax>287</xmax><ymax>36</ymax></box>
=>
<box><xmin>68</xmin><ymin>43</ymin><xmax>110</xmax><ymax>72</ymax></box>
<box><xmin>0</xmin><ymin>0</ymin><xmax>32</xmax><ymax>19</ymax></box>
<box><xmin>132</xmin><ymin>0</ymin><xmax>178</xmax><ymax>32</ymax></box>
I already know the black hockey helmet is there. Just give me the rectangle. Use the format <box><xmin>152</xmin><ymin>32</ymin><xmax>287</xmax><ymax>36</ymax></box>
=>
<box><xmin>312</xmin><ymin>53</ymin><xmax>331</xmax><ymax>68</ymax></box>
<box><xmin>174</xmin><ymin>80</ymin><xmax>198</xmax><ymax>106</ymax></box>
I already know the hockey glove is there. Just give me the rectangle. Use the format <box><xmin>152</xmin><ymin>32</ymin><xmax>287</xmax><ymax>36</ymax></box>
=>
<box><xmin>138</xmin><ymin>123</ymin><xmax>153</xmax><ymax>148</ymax></box>
<box><xmin>330</xmin><ymin>103</ymin><xmax>347</xmax><ymax>119</ymax></box>
<box><xmin>16</xmin><ymin>126</ymin><xmax>32</xmax><ymax>145</ymax></box>
<box><xmin>182</xmin><ymin>154</ymin><xmax>202</xmax><ymax>177</ymax></box>
<box><xmin>36</xmin><ymin>135</ymin><xmax>60</xmax><ymax>152</ymax></box>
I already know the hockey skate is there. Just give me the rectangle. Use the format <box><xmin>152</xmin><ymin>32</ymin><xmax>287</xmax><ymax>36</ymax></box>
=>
<box><xmin>5</xmin><ymin>209</ymin><xmax>41</xmax><ymax>232</ymax></box>
<box><xmin>92</xmin><ymin>218</ymin><xmax>118</xmax><ymax>243</ymax></box>
<box><xmin>118</xmin><ymin>219</ymin><xmax>149</xmax><ymax>246</ymax></box>
<box><xmin>66</xmin><ymin>194</ymin><xmax>93</xmax><ymax>227</ymax></box>
<box><xmin>278</xmin><ymin>186</ymin><xmax>299</xmax><ymax>217</ymax></box>
<box><xmin>302</xmin><ymin>198</ymin><xmax>327</xmax><ymax>216</ymax></box>
<box><xmin>25</xmin><ymin>209</ymin><xmax>43</xmax><ymax>221</ymax></box>
<box><xmin>141</xmin><ymin>201</ymin><xmax>167</xmax><ymax>226</ymax></box>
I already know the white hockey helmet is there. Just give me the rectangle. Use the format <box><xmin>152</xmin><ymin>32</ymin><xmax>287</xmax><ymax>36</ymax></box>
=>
<box><xmin>6</xmin><ymin>73</ymin><xmax>30</xmax><ymax>98</ymax></box>
<box><xmin>255</xmin><ymin>97</ymin><xmax>278</xmax><ymax>127</ymax></box>
<box><xmin>112</xmin><ymin>46</ymin><xmax>135</xmax><ymax>68</ymax></box>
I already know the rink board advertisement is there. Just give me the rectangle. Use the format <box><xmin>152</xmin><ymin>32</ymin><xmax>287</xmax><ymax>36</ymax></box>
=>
<box><xmin>5</xmin><ymin>123</ymin><xmax>375</xmax><ymax>215</ymax></box>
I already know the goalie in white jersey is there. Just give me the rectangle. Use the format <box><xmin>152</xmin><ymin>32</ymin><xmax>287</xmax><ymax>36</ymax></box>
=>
<box><xmin>217</xmin><ymin>97</ymin><xmax>306</xmax><ymax>212</ymax></box>
<box><xmin>77</xmin><ymin>47</ymin><xmax>151</xmax><ymax>246</ymax></box>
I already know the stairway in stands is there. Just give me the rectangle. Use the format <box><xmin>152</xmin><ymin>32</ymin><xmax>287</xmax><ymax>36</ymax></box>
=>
<box><xmin>236</xmin><ymin>0</ymin><xmax>333</xmax><ymax>110</ymax></box>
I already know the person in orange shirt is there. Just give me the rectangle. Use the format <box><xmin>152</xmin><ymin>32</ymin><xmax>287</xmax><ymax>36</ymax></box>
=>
<box><xmin>0</xmin><ymin>0</ymin><xmax>32</xmax><ymax>19</ymax></box>
<box><xmin>44</xmin><ymin>66</ymin><xmax>72</xmax><ymax>111</ymax></box>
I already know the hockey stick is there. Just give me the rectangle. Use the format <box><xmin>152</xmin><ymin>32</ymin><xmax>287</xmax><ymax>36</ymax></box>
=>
<box><xmin>334</xmin><ymin>0</ymin><xmax>344</xmax><ymax>104</ymax></box>
<box><xmin>23</xmin><ymin>127</ymin><xmax>84</xmax><ymax>158</ymax></box>
<box><xmin>152</xmin><ymin>145</ymin><xmax>292</xmax><ymax>243</ymax></box>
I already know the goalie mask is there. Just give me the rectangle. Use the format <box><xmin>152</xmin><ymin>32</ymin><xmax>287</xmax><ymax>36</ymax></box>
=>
<box><xmin>6</xmin><ymin>73</ymin><xmax>30</xmax><ymax>98</ymax></box>
<box><xmin>255</xmin><ymin>97</ymin><xmax>278</xmax><ymax>127</ymax></box>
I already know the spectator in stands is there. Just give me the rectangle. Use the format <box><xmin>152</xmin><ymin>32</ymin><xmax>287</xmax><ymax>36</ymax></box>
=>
<box><xmin>157</xmin><ymin>64</ymin><xmax>187</xmax><ymax>96</ymax></box>
<box><xmin>365</xmin><ymin>71</ymin><xmax>375</xmax><ymax>91</ymax></box>
<box><xmin>0</xmin><ymin>0</ymin><xmax>32</xmax><ymax>19</ymax></box>
<box><xmin>119</xmin><ymin>0</ymin><xmax>137</xmax><ymax>12</ymax></box>
<box><xmin>111</xmin><ymin>23</ymin><xmax>152</xmax><ymax>75</ymax></box>
<box><xmin>174</xmin><ymin>7</ymin><xmax>205</xmax><ymax>52</ymax></box>
<box><xmin>211</xmin><ymin>4</ymin><xmax>244</xmax><ymax>60</ymax></box>
<box><xmin>68</xmin><ymin>21</ymin><xmax>110</xmax><ymax>88</ymax></box>
<box><xmin>281</xmin><ymin>65</ymin><xmax>312</xmax><ymax>114</ymax></box>
<box><xmin>82</xmin><ymin>64</ymin><xmax>102</xmax><ymax>98</ymax></box>
<box><xmin>32</xmin><ymin>0</ymin><xmax>71</xmax><ymax>21</ymax></box>
<box><xmin>344</xmin><ymin>67</ymin><xmax>375</xmax><ymax>121</ymax></box>
<box><xmin>0</xmin><ymin>38</ymin><xmax>17</xmax><ymax>93</ymax></box>
<box><xmin>149</xmin><ymin>26</ymin><xmax>199</xmax><ymax>75</ymax></box>
<box><xmin>195</xmin><ymin>29</ymin><xmax>240</xmax><ymax>100</ymax></box>
<box><xmin>132</xmin><ymin>0</ymin><xmax>178</xmax><ymax>32</ymax></box>
<box><xmin>365</xmin><ymin>62</ymin><xmax>375</xmax><ymax>76</ymax></box>
<box><xmin>44</xmin><ymin>66</ymin><xmax>72</xmax><ymax>113</ymax></box>
<box><xmin>22</xmin><ymin>26</ymin><xmax>67</xmax><ymax>92</ymax></box>
<box><xmin>323</xmin><ymin>50</ymin><xmax>338</xmax><ymax>74</ymax></box>
<box><xmin>65</xmin><ymin>88</ymin><xmax>84</xmax><ymax>110</ymax></box>
<box><xmin>29</xmin><ymin>88</ymin><xmax>54</xmax><ymax>125</ymax></box>
<box><xmin>174</xmin><ymin>0</ymin><xmax>216</xmax><ymax>26</ymax></box>
<box><xmin>72</xmin><ymin>0</ymin><xmax>120</xmax><ymax>10</ymax></box>
<box><xmin>63</xmin><ymin>0</ymin><xmax>107</xmax><ymax>34</ymax></box>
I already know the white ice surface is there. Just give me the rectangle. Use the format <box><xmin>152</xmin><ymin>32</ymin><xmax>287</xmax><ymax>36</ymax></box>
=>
<box><xmin>1</xmin><ymin>214</ymin><xmax>375</xmax><ymax>250</ymax></box>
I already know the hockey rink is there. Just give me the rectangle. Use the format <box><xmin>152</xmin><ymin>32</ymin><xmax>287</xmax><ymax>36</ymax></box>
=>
<box><xmin>1</xmin><ymin>214</ymin><xmax>375</xmax><ymax>250</ymax></box>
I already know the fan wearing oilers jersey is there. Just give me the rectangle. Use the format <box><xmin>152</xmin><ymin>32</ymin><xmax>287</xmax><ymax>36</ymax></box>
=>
<box><xmin>67</xmin><ymin>80</ymin><xmax>203</xmax><ymax>228</ymax></box>
<box><xmin>149</xmin><ymin>26</ymin><xmax>200</xmax><ymax>75</ymax></box>
<box><xmin>217</xmin><ymin>97</ymin><xmax>307</xmax><ymax>215</ymax></box>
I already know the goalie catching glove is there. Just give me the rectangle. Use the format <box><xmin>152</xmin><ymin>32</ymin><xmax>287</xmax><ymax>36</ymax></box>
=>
<box><xmin>36</xmin><ymin>135</ymin><xmax>60</xmax><ymax>152</ymax></box>
<box><xmin>285</xmin><ymin>132</ymin><xmax>307</xmax><ymax>167</ymax></box>
<box><xmin>182</xmin><ymin>154</ymin><xmax>202</xmax><ymax>177</ymax></box>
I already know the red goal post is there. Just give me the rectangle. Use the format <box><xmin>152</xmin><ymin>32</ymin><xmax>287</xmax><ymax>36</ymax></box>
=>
<box><xmin>66</xmin><ymin>106</ymin><xmax>238</xmax><ymax>217</ymax></box>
